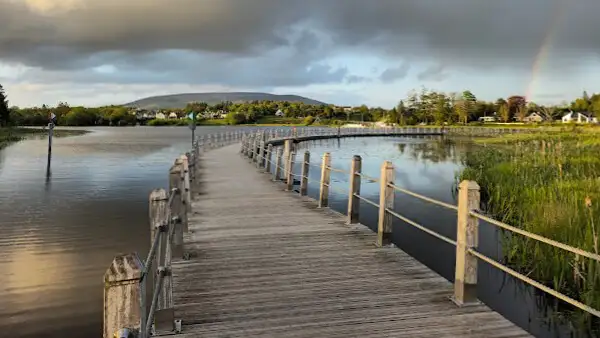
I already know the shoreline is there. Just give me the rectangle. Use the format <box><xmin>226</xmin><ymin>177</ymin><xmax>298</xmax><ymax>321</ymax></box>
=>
<box><xmin>0</xmin><ymin>127</ymin><xmax>88</xmax><ymax>149</ymax></box>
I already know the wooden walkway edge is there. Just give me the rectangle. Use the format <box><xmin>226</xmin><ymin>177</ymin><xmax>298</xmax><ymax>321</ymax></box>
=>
<box><xmin>171</xmin><ymin>143</ymin><xmax>531</xmax><ymax>337</ymax></box>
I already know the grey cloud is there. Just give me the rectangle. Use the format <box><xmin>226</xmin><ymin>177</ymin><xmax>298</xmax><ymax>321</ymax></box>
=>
<box><xmin>417</xmin><ymin>65</ymin><xmax>448</xmax><ymax>82</ymax></box>
<box><xmin>380</xmin><ymin>63</ymin><xmax>410</xmax><ymax>83</ymax></box>
<box><xmin>1</xmin><ymin>0</ymin><xmax>599</xmax><ymax>87</ymax></box>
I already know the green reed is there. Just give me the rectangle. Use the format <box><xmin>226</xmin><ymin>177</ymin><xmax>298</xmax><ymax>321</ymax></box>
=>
<box><xmin>459</xmin><ymin>130</ymin><xmax>600</xmax><ymax>328</ymax></box>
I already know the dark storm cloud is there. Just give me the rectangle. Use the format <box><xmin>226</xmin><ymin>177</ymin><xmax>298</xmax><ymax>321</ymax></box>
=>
<box><xmin>1</xmin><ymin>0</ymin><xmax>598</xmax><ymax>86</ymax></box>
<box><xmin>417</xmin><ymin>65</ymin><xmax>448</xmax><ymax>82</ymax></box>
<box><xmin>380</xmin><ymin>63</ymin><xmax>410</xmax><ymax>83</ymax></box>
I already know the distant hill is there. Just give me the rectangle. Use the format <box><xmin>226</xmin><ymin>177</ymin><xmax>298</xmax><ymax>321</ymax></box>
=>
<box><xmin>124</xmin><ymin>92</ymin><xmax>328</xmax><ymax>109</ymax></box>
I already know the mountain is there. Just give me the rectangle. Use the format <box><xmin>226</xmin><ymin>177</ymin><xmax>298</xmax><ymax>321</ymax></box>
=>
<box><xmin>124</xmin><ymin>92</ymin><xmax>328</xmax><ymax>109</ymax></box>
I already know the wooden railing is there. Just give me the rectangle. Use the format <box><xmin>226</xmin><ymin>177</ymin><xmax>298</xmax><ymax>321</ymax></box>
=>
<box><xmin>103</xmin><ymin>131</ymin><xmax>244</xmax><ymax>338</ymax></box>
<box><xmin>241</xmin><ymin>130</ymin><xmax>600</xmax><ymax>319</ymax></box>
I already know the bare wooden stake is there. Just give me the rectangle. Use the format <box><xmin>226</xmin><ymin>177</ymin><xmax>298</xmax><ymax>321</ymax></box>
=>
<box><xmin>453</xmin><ymin>180</ymin><xmax>480</xmax><ymax>306</ymax></box>
<box><xmin>347</xmin><ymin>155</ymin><xmax>362</xmax><ymax>224</ymax></box>
<box><xmin>318</xmin><ymin>152</ymin><xmax>331</xmax><ymax>208</ymax></box>
<box><xmin>377</xmin><ymin>161</ymin><xmax>395</xmax><ymax>247</ymax></box>
<box><xmin>300</xmin><ymin>151</ymin><xmax>310</xmax><ymax>196</ymax></box>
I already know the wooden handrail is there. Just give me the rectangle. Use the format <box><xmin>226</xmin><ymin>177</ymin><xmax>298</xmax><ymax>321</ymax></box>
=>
<box><xmin>103</xmin><ymin>130</ymin><xmax>243</xmax><ymax>338</ymax></box>
<box><xmin>244</xmin><ymin>127</ymin><xmax>600</xmax><ymax>319</ymax></box>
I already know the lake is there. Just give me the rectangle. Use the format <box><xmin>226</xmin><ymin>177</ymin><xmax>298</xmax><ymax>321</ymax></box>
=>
<box><xmin>0</xmin><ymin>127</ymin><xmax>586</xmax><ymax>337</ymax></box>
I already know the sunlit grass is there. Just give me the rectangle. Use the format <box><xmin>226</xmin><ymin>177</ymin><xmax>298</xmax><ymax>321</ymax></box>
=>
<box><xmin>459</xmin><ymin>130</ymin><xmax>600</xmax><ymax>328</ymax></box>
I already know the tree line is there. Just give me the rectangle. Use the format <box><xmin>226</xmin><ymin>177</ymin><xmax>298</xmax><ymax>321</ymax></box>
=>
<box><xmin>0</xmin><ymin>83</ymin><xmax>598</xmax><ymax>127</ymax></box>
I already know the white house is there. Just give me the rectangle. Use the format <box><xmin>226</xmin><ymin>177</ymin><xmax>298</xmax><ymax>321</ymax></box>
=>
<box><xmin>155</xmin><ymin>112</ymin><xmax>167</xmax><ymax>119</ymax></box>
<box><xmin>523</xmin><ymin>112</ymin><xmax>544</xmax><ymax>123</ymax></box>
<box><xmin>168</xmin><ymin>112</ymin><xmax>178</xmax><ymax>119</ymax></box>
<box><xmin>562</xmin><ymin>111</ymin><xmax>597</xmax><ymax>124</ymax></box>
<box><xmin>275</xmin><ymin>109</ymin><xmax>285</xmax><ymax>117</ymax></box>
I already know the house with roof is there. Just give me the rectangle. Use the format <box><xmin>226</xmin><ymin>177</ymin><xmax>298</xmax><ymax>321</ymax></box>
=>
<box><xmin>155</xmin><ymin>112</ymin><xmax>167</xmax><ymax>119</ymax></box>
<box><xmin>523</xmin><ymin>112</ymin><xmax>544</xmax><ymax>123</ymax></box>
<box><xmin>275</xmin><ymin>109</ymin><xmax>285</xmax><ymax>117</ymax></box>
<box><xmin>562</xmin><ymin>111</ymin><xmax>598</xmax><ymax>124</ymax></box>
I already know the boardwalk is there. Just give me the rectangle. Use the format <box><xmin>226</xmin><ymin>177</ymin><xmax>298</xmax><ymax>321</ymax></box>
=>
<box><xmin>171</xmin><ymin>143</ymin><xmax>531</xmax><ymax>337</ymax></box>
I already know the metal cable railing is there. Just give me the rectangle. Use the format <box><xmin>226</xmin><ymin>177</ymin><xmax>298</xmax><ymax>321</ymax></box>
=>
<box><xmin>105</xmin><ymin>130</ymin><xmax>245</xmax><ymax>338</ymax></box>
<box><xmin>239</xmin><ymin>128</ymin><xmax>600</xmax><ymax>320</ymax></box>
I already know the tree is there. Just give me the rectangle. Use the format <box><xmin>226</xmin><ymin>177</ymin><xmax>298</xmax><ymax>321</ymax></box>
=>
<box><xmin>538</xmin><ymin>106</ymin><xmax>556</xmax><ymax>121</ymax></box>
<box><xmin>0</xmin><ymin>84</ymin><xmax>10</xmax><ymax>126</ymax></box>
<box><xmin>516</xmin><ymin>105</ymin><xmax>528</xmax><ymax>122</ymax></box>
<box><xmin>507</xmin><ymin>95</ymin><xmax>526</xmax><ymax>117</ymax></box>
<box><xmin>454</xmin><ymin>100</ymin><xmax>468</xmax><ymax>124</ymax></box>
<box><xmin>397</xmin><ymin>100</ymin><xmax>407</xmax><ymax>125</ymax></box>
<box><xmin>498</xmin><ymin>103</ymin><xmax>510</xmax><ymax>122</ymax></box>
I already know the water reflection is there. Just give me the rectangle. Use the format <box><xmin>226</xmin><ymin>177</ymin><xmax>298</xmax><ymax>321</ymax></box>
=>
<box><xmin>0</xmin><ymin>126</ymin><xmax>275</xmax><ymax>338</ymax></box>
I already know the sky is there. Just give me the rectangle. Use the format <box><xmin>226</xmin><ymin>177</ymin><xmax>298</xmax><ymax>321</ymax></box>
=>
<box><xmin>1</xmin><ymin>0</ymin><xmax>600</xmax><ymax>108</ymax></box>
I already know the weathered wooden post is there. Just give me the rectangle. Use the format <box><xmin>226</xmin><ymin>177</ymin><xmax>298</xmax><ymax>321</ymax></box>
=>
<box><xmin>300</xmin><ymin>151</ymin><xmax>310</xmax><ymax>196</ymax></box>
<box><xmin>264</xmin><ymin>144</ymin><xmax>273</xmax><ymax>173</ymax></box>
<box><xmin>318</xmin><ymin>152</ymin><xmax>331</xmax><ymax>208</ymax></box>
<box><xmin>286</xmin><ymin>150</ymin><xmax>296</xmax><ymax>191</ymax></box>
<box><xmin>148</xmin><ymin>188</ymin><xmax>173</xmax><ymax>333</ymax></box>
<box><xmin>103</xmin><ymin>253</ymin><xmax>143</xmax><ymax>338</ymax></box>
<box><xmin>453</xmin><ymin>180</ymin><xmax>480</xmax><ymax>306</ymax></box>
<box><xmin>274</xmin><ymin>147</ymin><xmax>283</xmax><ymax>181</ymax></box>
<box><xmin>169</xmin><ymin>162</ymin><xmax>184</xmax><ymax>259</ymax></box>
<box><xmin>377</xmin><ymin>161</ymin><xmax>395</xmax><ymax>247</ymax></box>
<box><xmin>283</xmin><ymin>139</ymin><xmax>293</xmax><ymax>179</ymax></box>
<box><xmin>179</xmin><ymin>155</ymin><xmax>191</xmax><ymax>233</ymax></box>
<box><xmin>347</xmin><ymin>155</ymin><xmax>362</xmax><ymax>224</ymax></box>
<box><xmin>257</xmin><ymin>140</ymin><xmax>265</xmax><ymax>169</ymax></box>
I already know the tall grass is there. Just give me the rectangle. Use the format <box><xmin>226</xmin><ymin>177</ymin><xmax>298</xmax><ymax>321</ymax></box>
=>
<box><xmin>459</xmin><ymin>130</ymin><xmax>600</xmax><ymax>327</ymax></box>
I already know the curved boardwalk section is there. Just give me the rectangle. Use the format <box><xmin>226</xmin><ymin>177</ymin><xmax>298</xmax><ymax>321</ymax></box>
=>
<box><xmin>172</xmin><ymin>143</ymin><xmax>530</xmax><ymax>337</ymax></box>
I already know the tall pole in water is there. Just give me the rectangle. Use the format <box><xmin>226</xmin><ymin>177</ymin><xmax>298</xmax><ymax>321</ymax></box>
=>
<box><xmin>46</xmin><ymin>120</ymin><xmax>54</xmax><ymax>178</ymax></box>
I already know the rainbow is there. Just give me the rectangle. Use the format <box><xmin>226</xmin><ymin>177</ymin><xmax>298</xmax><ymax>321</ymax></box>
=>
<box><xmin>525</xmin><ymin>0</ymin><xmax>568</xmax><ymax>102</ymax></box>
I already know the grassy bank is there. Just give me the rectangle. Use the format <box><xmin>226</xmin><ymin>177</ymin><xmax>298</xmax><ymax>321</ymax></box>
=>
<box><xmin>459</xmin><ymin>130</ymin><xmax>600</xmax><ymax>324</ymax></box>
<box><xmin>0</xmin><ymin>127</ymin><xmax>87</xmax><ymax>148</ymax></box>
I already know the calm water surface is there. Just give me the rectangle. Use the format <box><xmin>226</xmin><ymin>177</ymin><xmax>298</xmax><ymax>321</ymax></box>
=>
<box><xmin>0</xmin><ymin>126</ymin><xmax>256</xmax><ymax>337</ymax></box>
<box><xmin>0</xmin><ymin>129</ymin><xmax>586</xmax><ymax>337</ymax></box>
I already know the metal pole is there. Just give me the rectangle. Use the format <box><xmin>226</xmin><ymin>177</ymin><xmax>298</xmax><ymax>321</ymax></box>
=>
<box><xmin>46</xmin><ymin>122</ymin><xmax>54</xmax><ymax>177</ymax></box>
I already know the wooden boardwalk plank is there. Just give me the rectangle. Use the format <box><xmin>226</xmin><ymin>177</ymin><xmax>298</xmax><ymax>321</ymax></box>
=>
<box><xmin>171</xmin><ymin>144</ymin><xmax>531</xmax><ymax>338</ymax></box>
